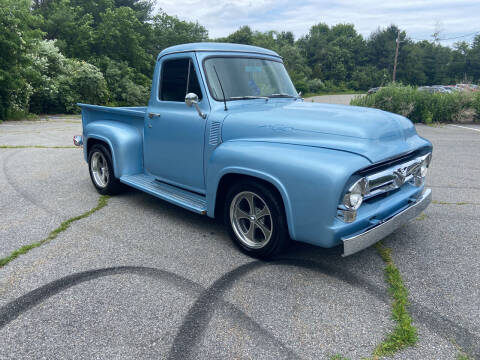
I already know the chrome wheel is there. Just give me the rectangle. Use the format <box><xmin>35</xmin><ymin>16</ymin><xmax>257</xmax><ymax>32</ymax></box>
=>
<box><xmin>90</xmin><ymin>151</ymin><xmax>109</xmax><ymax>188</ymax></box>
<box><xmin>229</xmin><ymin>191</ymin><xmax>273</xmax><ymax>249</ymax></box>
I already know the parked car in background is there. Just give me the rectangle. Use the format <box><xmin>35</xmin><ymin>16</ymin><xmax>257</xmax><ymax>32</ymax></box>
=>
<box><xmin>457</xmin><ymin>84</ymin><xmax>479</xmax><ymax>92</ymax></box>
<box><xmin>418</xmin><ymin>86</ymin><xmax>450</xmax><ymax>93</ymax></box>
<box><xmin>74</xmin><ymin>43</ymin><xmax>433</xmax><ymax>259</ymax></box>
<box><xmin>367</xmin><ymin>87</ymin><xmax>381</xmax><ymax>95</ymax></box>
<box><xmin>418</xmin><ymin>86</ymin><xmax>434</xmax><ymax>93</ymax></box>
<box><xmin>444</xmin><ymin>85</ymin><xmax>461</xmax><ymax>92</ymax></box>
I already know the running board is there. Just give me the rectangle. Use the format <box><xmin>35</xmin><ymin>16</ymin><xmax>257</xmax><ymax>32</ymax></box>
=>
<box><xmin>120</xmin><ymin>174</ymin><xmax>207</xmax><ymax>214</ymax></box>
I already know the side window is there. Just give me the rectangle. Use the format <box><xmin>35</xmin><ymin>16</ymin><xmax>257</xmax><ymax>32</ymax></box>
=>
<box><xmin>160</xmin><ymin>58</ymin><xmax>202</xmax><ymax>102</ymax></box>
<box><xmin>187</xmin><ymin>62</ymin><xmax>202</xmax><ymax>99</ymax></box>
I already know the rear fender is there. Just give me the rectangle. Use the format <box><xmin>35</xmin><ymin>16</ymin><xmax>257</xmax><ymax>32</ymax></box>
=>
<box><xmin>85</xmin><ymin>121</ymin><xmax>143</xmax><ymax>178</ymax></box>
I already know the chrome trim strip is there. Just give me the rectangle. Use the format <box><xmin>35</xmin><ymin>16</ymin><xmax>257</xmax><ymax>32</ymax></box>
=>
<box><xmin>342</xmin><ymin>188</ymin><xmax>432</xmax><ymax>256</ymax></box>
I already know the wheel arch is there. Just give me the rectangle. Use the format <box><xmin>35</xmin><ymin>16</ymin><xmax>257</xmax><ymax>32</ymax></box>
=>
<box><xmin>85</xmin><ymin>136</ymin><xmax>117</xmax><ymax>177</ymax></box>
<box><xmin>211</xmin><ymin>169</ymin><xmax>296</xmax><ymax>240</ymax></box>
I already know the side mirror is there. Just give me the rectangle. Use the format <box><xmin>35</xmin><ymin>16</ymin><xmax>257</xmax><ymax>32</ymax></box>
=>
<box><xmin>185</xmin><ymin>93</ymin><xmax>206</xmax><ymax>119</ymax></box>
<box><xmin>185</xmin><ymin>92</ymin><xmax>198</xmax><ymax>107</ymax></box>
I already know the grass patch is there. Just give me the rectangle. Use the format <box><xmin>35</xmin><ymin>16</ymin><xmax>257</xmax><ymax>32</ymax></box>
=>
<box><xmin>451</xmin><ymin>338</ymin><xmax>474</xmax><ymax>360</ymax></box>
<box><xmin>426</xmin><ymin>122</ymin><xmax>445</xmax><ymax>128</ymax></box>
<box><xmin>373</xmin><ymin>242</ymin><xmax>417</xmax><ymax>358</ymax></box>
<box><xmin>0</xmin><ymin>195</ymin><xmax>109</xmax><ymax>268</ymax></box>
<box><xmin>432</xmin><ymin>200</ymin><xmax>470</xmax><ymax>205</ymax></box>
<box><xmin>330</xmin><ymin>355</ymin><xmax>350</xmax><ymax>360</ymax></box>
<box><xmin>415</xmin><ymin>213</ymin><xmax>427</xmax><ymax>221</ymax></box>
<box><xmin>0</xmin><ymin>145</ymin><xmax>76</xmax><ymax>149</ymax></box>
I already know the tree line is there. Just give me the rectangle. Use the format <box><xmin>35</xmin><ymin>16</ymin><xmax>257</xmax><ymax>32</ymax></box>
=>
<box><xmin>1</xmin><ymin>0</ymin><xmax>479</xmax><ymax>120</ymax></box>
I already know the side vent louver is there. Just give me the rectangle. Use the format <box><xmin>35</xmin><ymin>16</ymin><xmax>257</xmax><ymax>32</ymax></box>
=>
<box><xmin>209</xmin><ymin>121</ymin><xmax>222</xmax><ymax>146</ymax></box>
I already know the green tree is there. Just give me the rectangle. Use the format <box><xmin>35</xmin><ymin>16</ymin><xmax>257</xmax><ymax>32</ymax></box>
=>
<box><xmin>470</xmin><ymin>35</ymin><xmax>480</xmax><ymax>82</ymax></box>
<box><xmin>35</xmin><ymin>0</ymin><xmax>94</xmax><ymax>59</ymax></box>
<box><xmin>94</xmin><ymin>6</ymin><xmax>152</xmax><ymax>74</ymax></box>
<box><xmin>114</xmin><ymin>0</ymin><xmax>154</xmax><ymax>22</ymax></box>
<box><xmin>148</xmin><ymin>12</ymin><xmax>208</xmax><ymax>56</ymax></box>
<box><xmin>366</xmin><ymin>25</ymin><xmax>406</xmax><ymax>80</ymax></box>
<box><xmin>397</xmin><ymin>43</ymin><xmax>427</xmax><ymax>85</ymax></box>
<box><xmin>298</xmin><ymin>23</ymin><xmax>366</xmax><ymax>85</ymax></box>
<box><xmin>221</xmin><ymin>26</ymin><xmax>254</xmax><ymax>45</ymax></box>
<box><xmin>94</xmin><ymin>56</ymin><xmax>149</xmax><ymax>106</ymax></box>
<box><xmin>0</xmin><ymin>0</ymin><xmax>42</xmax><ymax>120</ymax></box>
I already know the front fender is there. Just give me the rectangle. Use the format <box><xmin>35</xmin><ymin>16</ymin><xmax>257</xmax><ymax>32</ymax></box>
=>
<box><xmin>85</xmin><ymin>121</ymin><xmax>143</xmax><ymax>177</ymax></box>
<box><xmin>207</xmin><ymin>140</ymin><xmax>371</xmax><ymax>247</ymax></box>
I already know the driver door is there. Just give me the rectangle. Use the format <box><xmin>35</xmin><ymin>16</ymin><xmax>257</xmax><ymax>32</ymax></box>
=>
<box><xmin>144</xmin><ymin>53</ymin><xmax>209</xmax><ymax>194</ymax></box>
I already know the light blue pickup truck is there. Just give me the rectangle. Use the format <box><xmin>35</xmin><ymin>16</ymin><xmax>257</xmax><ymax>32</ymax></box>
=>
<box><xmin>75</xmin><ymin>42</ymin><xmax>432</xmax><ymax>258</ymax></box>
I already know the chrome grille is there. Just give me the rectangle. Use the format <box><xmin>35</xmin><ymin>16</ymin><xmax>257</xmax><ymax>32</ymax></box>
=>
<box><xmin>364</xmin><ymin>153</ymin><xmax>430</xmax><ymax>199</ymax></box>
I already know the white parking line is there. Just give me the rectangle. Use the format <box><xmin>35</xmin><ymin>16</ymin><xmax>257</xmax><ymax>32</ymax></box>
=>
<box><xmin>450</xmin><ymin>124</ymin><xmax>480</xmax><ymax>133</ymax></box>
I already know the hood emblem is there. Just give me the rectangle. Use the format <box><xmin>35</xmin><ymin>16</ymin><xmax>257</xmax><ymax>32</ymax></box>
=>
<box><xmin>393</xmin><ymin>167</ymin><xmax>408</xmax><ymax>187</ymax></box>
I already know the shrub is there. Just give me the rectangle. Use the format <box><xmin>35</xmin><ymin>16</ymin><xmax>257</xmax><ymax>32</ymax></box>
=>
<box><xmin>27</xmin><ymin>40</ymin><xmax>108</xmax><ymax>114</ymax></box>
<box><xmin>57</xmin><ymin>59</ymin><xmax>109</xmax><ymax>113</ymax></box>
<box><xmin>97</xmin><ymin>57</ymin><xmax>150</xmax><ymax>106</ymax></box>
<box><xmin>27</xmin><ymin>40</ymin><xmax>66</xmax><ymax>113</ymax></box>
<box><xmin>473</xmin><ymin>92</ymin><xmax>480</xmax><ymax>122</ymax></box>
<box><xmin>351</xmin><ymin>84</ymin><xmax>476</xmax><ymax>123</ymax></box>
<box><xmin>306</xmin><ymin>78</ymin><xmax>325</xmax><ymax>93</ymax></box>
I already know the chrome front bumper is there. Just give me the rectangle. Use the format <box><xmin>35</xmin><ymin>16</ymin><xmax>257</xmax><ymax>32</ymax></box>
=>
<box><xmin>342</xmin><ymin>188</ymin><xmax>432</xmax><ymax>256</ymax></box>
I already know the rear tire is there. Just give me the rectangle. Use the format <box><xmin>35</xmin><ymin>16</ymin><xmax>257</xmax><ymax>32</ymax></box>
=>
<box><xmin>224</xmin><ymin>180</ymin><xmax>289</xmax><ymax>259</ymax></box>
<box><xmin>88</xmin><ymin>144</ymin><xmax>124</xmax><ymax>195</ymax></box>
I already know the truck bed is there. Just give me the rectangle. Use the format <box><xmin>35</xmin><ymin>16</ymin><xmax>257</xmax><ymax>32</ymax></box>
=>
<box><xmin>77</xmin><ymin>103</ymin><xmax>147</xmax><ymax>122</ymax></box>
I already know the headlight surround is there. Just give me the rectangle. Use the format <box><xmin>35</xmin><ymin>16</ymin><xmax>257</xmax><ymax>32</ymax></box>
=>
<box><xmin>342</xmin><ymin>177</ymin><xmax>367</xmax><ymax>210</ymax></box>
<box><xmin>422</xmin><ymin>153</ymin><xmax>432</xmax><ymax>177</ymax></box>
<box><xmin>414</xmin><ymin>153</ymin><xmax>432</xmax><ymax>185</ymax></box>
<box><xmin>420</xmin><ymin>162</ymin><xmax>428</xmax><ymax>177</ymax></box>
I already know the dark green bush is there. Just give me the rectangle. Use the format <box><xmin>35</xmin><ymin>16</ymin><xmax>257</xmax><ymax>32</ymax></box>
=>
<box><xmin>473</xmin><ymin>92</ymin><xmax>480</xmax><ymax>121</ymax></box>
<box><xmin>350</xmin><ymin>84</ymin><xmax>478</xmax><ymax>123</ymax></box>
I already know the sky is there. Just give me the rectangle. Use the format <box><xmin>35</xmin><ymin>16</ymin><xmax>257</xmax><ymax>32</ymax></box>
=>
<box><xmin>154</xmin><ymin>0</ymin><xmax>480</xmax><ymax>46</ymax></box>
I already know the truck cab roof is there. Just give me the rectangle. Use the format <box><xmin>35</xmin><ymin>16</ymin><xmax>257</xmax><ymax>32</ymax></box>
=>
<box><xmin>157</xmin><ymin>42</ymin><xmax>281</xmax><ymax>61</ymax></box>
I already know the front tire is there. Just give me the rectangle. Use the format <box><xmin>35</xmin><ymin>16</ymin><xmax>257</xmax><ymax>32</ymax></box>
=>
<box><xmin>88</xmin><ymin>144</ymin><xmax>123</xmax><ymax>195</ymax></box>
<box><xmin>224</xmin><ymin>180</ymin><xmax>289</xmax><ymax>259</ymax></box>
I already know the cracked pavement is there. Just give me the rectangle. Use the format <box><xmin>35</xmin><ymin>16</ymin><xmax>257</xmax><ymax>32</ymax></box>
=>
<box><xmin>0</xmin><ymin>116</ymin><xmax>478</xmax><ymax>359</ymax></box>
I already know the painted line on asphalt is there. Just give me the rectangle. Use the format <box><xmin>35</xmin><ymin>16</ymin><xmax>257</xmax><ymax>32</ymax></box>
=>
<box><xmin>449</xmin><ymin>125</ymin><xmax>480</xmax><ymax>133</ymax></box>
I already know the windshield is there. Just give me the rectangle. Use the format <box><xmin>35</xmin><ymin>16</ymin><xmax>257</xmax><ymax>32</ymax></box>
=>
<box><xmin>204</xmin><ymin>57</ymin><xmax>298</xmax><ymax>101</ymax></box>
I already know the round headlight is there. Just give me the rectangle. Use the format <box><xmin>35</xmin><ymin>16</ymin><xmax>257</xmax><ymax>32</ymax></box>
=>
<box><xmin>343</xmin><ymin>178</ymin><xmax>367</xmax><ymax>210</ymax></box>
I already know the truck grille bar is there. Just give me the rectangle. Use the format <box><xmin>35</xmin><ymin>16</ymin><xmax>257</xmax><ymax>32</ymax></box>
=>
<box><xmin>364</xmin><ymin>153</ymin><xmax>431</xmax><ymax>200</ymax></box>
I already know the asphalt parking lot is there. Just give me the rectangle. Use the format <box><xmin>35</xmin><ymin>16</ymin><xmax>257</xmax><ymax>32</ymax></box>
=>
<box><xmin>0</xmin><ymin>115</ymin><xmax>479</xmax><ymax>359</ymax></box>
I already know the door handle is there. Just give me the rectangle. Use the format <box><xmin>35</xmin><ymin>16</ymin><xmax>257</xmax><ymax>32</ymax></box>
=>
<box><xmin>148</xmin><ymin>113</ymin><xmax>161</xmax><ymax>119</ymax></box>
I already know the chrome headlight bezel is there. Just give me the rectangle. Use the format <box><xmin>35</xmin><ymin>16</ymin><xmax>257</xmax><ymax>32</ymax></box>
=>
<box><xmin>342</xmin><ymin>177</ymin><xmax>368</xmax><ymax>210</ymax></box>
<box><xmin>422</xmin><ymin>152</ymin><xmax>432</xmax><ymax>176</ymax></box>
<box><xmin>413</xmin><ymin>152</ymin><xmax>432</xmax><ymax>185</ymax></box>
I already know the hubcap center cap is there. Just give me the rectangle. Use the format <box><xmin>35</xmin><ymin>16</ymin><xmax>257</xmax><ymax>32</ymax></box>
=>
<box><xmin>250</xmin><ymin>215</ymin><xmax>256</xmax><ymax>222</ymax></box>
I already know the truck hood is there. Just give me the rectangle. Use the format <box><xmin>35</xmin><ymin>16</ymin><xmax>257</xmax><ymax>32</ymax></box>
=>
<box><xmin>221</xmin><ymin>101</ymin><xmax>429</xmax><ymax>163</ymax></box>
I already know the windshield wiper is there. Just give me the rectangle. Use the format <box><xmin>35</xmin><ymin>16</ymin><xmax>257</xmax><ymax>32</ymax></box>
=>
<box><xmin>228</xmin><ymin>96</ymin><xmax>269</xmax><ymax>101</ymax></box>
<box><xmin>268</xmin><ymin>93</ymin><xmax>297</xmax><ymax>98</ymax></box>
